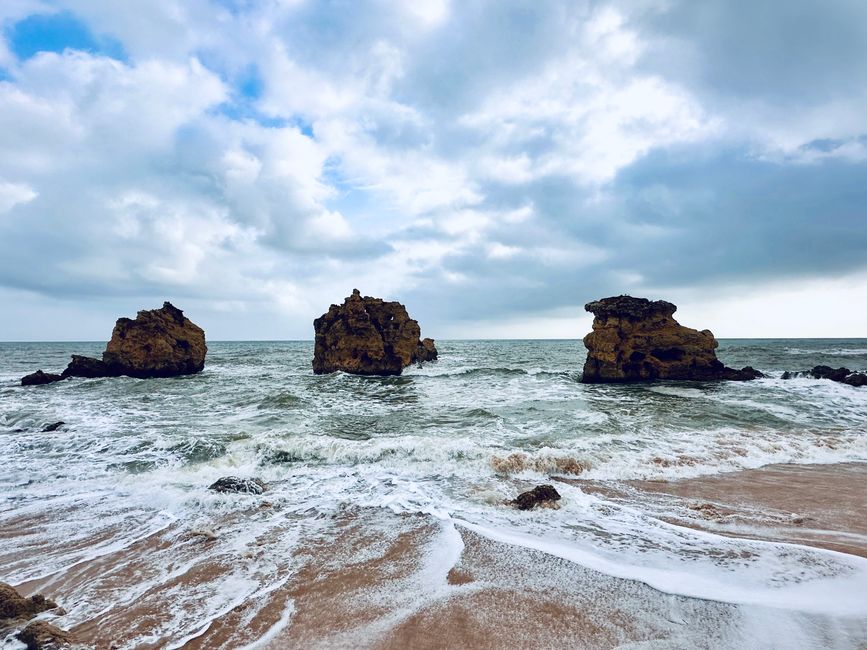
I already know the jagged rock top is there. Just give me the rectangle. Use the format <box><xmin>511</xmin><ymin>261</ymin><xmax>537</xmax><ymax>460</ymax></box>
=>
<box><xmin>313</xmin><ymin>289</ymin><xmax>437</xmax><ymax>375</ymax></box>
<box><xmin>585</xmin><ymin>295</ymin><xmax>677</xmax><ymax>319</ymax></box>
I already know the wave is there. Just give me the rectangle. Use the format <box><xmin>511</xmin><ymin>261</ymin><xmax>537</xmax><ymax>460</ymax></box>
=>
<box><xmin>785</xmin><ymin>347</ymin><xmax>867</xmax><ymax>356</ymax></box>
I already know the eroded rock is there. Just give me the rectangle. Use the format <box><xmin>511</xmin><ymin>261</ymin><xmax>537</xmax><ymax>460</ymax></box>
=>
<box><xmin>513</xmin><ymin>485</ymin><xmax>562</xmax><ymax>510</ymax></box>
<box><xmin>581</xmin><ymin>295</ymin><xmax>763</xmax><ymax>383</ymax></box>
<box><xmin>0</xmin><ymin>582</ymin><xmax>62</xmax><ymax>620</ymax></box>
<box><xmin>208</xmin><ymin>477</ymin><xmax>267</xmax><ymax>495</ymax></box>
<box><xmin>16</xmin><ymin>621</ymin><xmax>74</xmax><ymax>650</ymax></box>
<box><xmin>20</xmin><ymin>371</ymin><xmax>63</xmax><ymax>387</ymax></box>
<box><xmin>103</xmin><ymin>302</ymin><xmax>206</xmax><ymax>378</ymax></box>
<box><xmin>61</xmin><ymin>355</ymin><xmax>109</xmax><ymax>379</ymax></box>
<box><xmin>313</xmin><ymin>289</ymin><xmax>437</xmax><ymax>375</ymax></box>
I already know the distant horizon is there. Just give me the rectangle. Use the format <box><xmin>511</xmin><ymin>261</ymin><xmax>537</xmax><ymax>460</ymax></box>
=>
<box><xmin>3</xmin><ymin>336</ymin><xmax>866</xmax><ymax>344</ymax></box>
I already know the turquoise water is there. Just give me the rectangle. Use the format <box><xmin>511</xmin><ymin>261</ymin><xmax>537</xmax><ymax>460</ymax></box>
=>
<box><xmin>1</xmin><ymin>339</ymin><xmax>866</xmax><ymax>647</ymax></box>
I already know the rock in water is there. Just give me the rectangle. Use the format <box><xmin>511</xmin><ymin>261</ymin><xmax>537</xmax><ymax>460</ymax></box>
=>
<box><xmin>208</xmin><ymin>476</ymin><xmax>267</xmax><ymax>494</ymax></box>
<box><xmin>102</xmin><ymin>302</ymin><xmax>207</xmax><ymax>378</ymax></box>
<box><xmin>313</xmin><ymin>289</ymin><xmax>437</xmax><ymax>375</ymax></box>
<box><xmin>581</xmin><ymin>295</ymin><xmax>762</xmax><ymax>383</ymax></box>
<box><xmin>513</xmin><ymin>485</ymin><xmax>562</xmax><ymax>510</ymax></box>
<box><xmin>809</xmin><ymin>365</ymin><xmax>867</xmax><ymax>387</ymax></box>
<box><xmin>20</xmin><ymin>371</ymin><xmax>63</xmax><ymax>386</ymax></box>
<box><xmin>61</xmin><ymin>355</ymin><xmax>110</xmax><ymax>379</ymax></box>
<box><xmin>16</xmin><ymin>621</ymin><xmax>75</xmax><ymax>649</ymax></box>
<box><xmin>42</xmin><ymin>422</ymin><xmax>64</xmax><ymax>432</ymax></box>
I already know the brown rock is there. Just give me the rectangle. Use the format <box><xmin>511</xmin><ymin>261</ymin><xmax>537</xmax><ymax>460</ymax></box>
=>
<box><xmin>0</xmin><ymin>582</ymin><xmax>61</xmax><ymax>620</ymax></box>
<box><xmin>809</xmin><ymin>365</ymin><xmax>867</xmax><ymax>387</ymax></box>
<box><xmin>102</xmin><ymin>302</ymin><xmax>207</xmax><ymax>378</ymax></box>
<box><xmin>513</xmin><ymin>485</ymin><xmax>562</xmax><ymax>510</ymax></box>
<box><xmin>20</xmin><ymin>370</ymin><xmax>63</xmax><ymax>387</ymax></box>
<box><xmin>16</xmin><ymin>621</ymin><xmax>74</xmax><ymax>649</ymax></box>
<box><xmin>313</xmin><ymin>290</ymin><xmax>437</xmax><ymax>375</ymax></box>
<box><xmin>581</xmin><ymin>295</ymin><xmax>763</xmax><ymax>383</ymax></box>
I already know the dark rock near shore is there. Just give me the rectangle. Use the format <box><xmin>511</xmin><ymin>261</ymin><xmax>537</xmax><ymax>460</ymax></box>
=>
<box><xmin>0</xmin><ymin>582</ymin><xmax>62</xmax><ymax>620</ymax></box>
<box><xmin>581</xmin><ymin>296</ymin><xmax>763</xmax><ymax>383</ymax></box>
<box><xmin>20</xmin><ymin>371</ymin><xmax>63</xmax><ymax>386</ymax></box>
<box><xmin>61</xmin><ymin>355</ymin><xmax>110</xmax><ymax>379</ymax></box>
<box><xmin>313</xmin><ymin>289</ymin><xmax>437</xmax><ymax>375</ymax></box>
<box><xmin>16</xmin><ymin>621</ymin><xmax>75</xmax><ymax>649</ymax></box>
<box><xmin>42</xmin><ymin>422</ymin><xmax>64</xmax><ymax>432</ymax></box>
<box><xmin>208</xmin><ymin>476</ymin><xmax>267</xmax><ymax>494</ymax></box>
<box><xmin>103</xmin><ymin>302</ymin><xmax>207</xmax><ymax>378</ymax></box>
<box><xmin>513</xmin><ymin>485</ymin><xmax>562</xmax><ymax>510</ymax></box>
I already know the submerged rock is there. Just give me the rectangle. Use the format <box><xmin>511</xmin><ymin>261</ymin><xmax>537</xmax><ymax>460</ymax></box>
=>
<box><xmin>581</xmin><ymin>296</ymin><xmax>763</xmax><ymax>383</ymax></box>
<box><xmin>513</xmin><ymin>485</ymin><xmax>562</xmax><ymax>510</ymax></box>
<box><xmin>208</xmin><ymin>476</ymin><xmax>267</xmax><ymax>495</ymax></box>
<box><xmin>0</xmin><ymin>582</ymin><xmax>62</xmax><ymax>620</ymax></box>
<box><xmin>20</xmin><ymin>371</ymin><xmax>63</xmax><ymax>387</ymax></box>
<box><xmin>17</xmin><ymin>621</ymin><xmax>75</xmax><ymax>650</ymax></box>
<box><xmin>42</xmin><ymin>422</ymin><xmax>64</xmax><ymax>433</ymax></box>
<box><xmin>103</xmin><ymin>302</ymin><xmax>206</xmax><ymax>378</ymax></box>
<box><xmin>313</xmin><ymin>289</ymin><xmax>437</xmax><ymax>375</ymax></box>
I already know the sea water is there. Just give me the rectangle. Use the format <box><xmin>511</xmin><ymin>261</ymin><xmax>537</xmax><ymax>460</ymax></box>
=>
<box><xmin>1</xmin><ymin>339</ymin><xmax>866</xmax><ymax>647</ymax></box>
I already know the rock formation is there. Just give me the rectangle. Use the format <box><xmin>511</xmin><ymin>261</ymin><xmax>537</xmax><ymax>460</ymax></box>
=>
<box><xmin>0</xmin><ymin>582</ymin><xmax>62</xmax><ymax>620</ymax></box>
<box><xmin>20</xmin><ymin>302</ymin><xmax>206</xmax><ymax>385</ymax></box>
<box><xmin>581</xmin><ymin>295</ymin><xmax>762</xmax><ymax>383</ymax></box>
<box><xmin>513</xmin><ymin>485</ymin><xmax>562</xmax><ymax>510</ymax></box>
<box><xmin>782</xmin><ymin>365</ymin><xmax>867</xmax><ymax>387</ymax></box>
<box><xmin>17</xmin><ymin>621</ymin><xmax>75</xmax><ymax>650</ymax></box>
<box><xmin>208</xmin><ymin>477</ymin><xmax>267</xmax><ymax>494</ymax></box>
<box><xmin>313</xmin><ymin>289</ymin><xmax>438</xmax><ymax>375</ymax></box>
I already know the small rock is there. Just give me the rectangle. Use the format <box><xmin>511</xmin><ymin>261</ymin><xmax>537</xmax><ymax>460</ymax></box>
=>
<box><xmin>61</xmin><ymin>355</ymin><xmax>109</xmax><ymax>379</ymax></box>
<box><xmin>17</xmin><ymin>621</ymin><xmax>75</xmax><ymax>650</ymax></box>
<box><xmin>513</xmin><ymin>484</ymin><xmax>561</xmax><ymax>511</ymax></box>
<box><xmin>208</xmin><ymin>476</ymin><xmax>267</xmax><ymax>495</ymax></box>
<box><xmin>42</xmin><ymin>422</ymin><xmax>65</xmax><ymax>433</ymax></box>
<box><xmin>189</xmin><ymin>528</ymin><xmax>218</xmax><ymax>541</ymax></box>
<box><xmin>20</xmin><ymin>371</ymin><xmax>63</xmax><ymax>387</ymax></box>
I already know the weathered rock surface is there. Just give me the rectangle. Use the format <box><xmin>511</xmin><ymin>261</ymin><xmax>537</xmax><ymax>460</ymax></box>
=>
<box><xmin>208</xmin><ymin>476</ymin><xmax>267</xmax><ymax>494</ymax></box>
<box><xmin>0</xmin><ymin>582</ymin><xmax>62</xmax><ymax>620</ymax></box>
<box><xmin>513</xmin><ymin>485</ymin><xmax>562</xmax><ymax>510</ymax></box>
<box><xmin>17</xmin><ymin>621</ymin><xmax>75</xmax><ymax>649</ymax></box>
<box><xmin>61</xmin><ymin>355</ymin><xmax>109</xmax><ymax>379</ymax></box>
<box><xmin>784</xmin><ymin>365</ymin><xmax>867</xmax><ymax>387</ymax></box>
<box><xmin>313</xmin><ymin>289</ymin><xmax>437</xmax><ymax>375</ymax></box>
<box><xmin>581</xmin><ymin>295</ymin><xmax>762</xmax><ymax>383</ymax></box>
<box><xmin>20</xmin><ymin>302</ymin><xmax>207</xmax><ymax>386</ymax></box>
<box><xmin>20</xmin><ymin>371</ymin><xmax>63</xmax><ymax>387</ymax></box>
<box><xmin>103</xmin><ymin>302</ymin><xmax>206</xmax><ymax>378</ymax></box>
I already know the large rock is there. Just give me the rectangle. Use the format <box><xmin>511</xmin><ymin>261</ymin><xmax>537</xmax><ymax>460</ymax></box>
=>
<box><xmin>102</xmin><ymin>302</ymin><xmax>206</xmax><ymax>378</ymax></box>
<box><xmin>313</xmin><ymin>290</ymin><xmax>437</xmax><ymax>375</ymax></box>
<box><xmin>61</xmin><ymin>355</ymin><xmax>109</xmax><ymax>379</ymax></box>
<box><xmin>581</xmin><ymin>295</ymin><xmax>762</xmax><ymax>383</ymax></box>
<box><xmin>800</xmin><ymin>365</ymin><xmax>867</xmax><ymax>387</ymax></box>
<box><xmin>17</xmin><ymin>621</ymin><xmax>75</xmax><ymax>649</ymax></box>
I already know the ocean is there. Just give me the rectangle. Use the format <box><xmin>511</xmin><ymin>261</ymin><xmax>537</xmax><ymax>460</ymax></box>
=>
<box><xmin>2</xmin><ymin>339</ymin><xmax>866</xmax><ymax>648</ymax></box>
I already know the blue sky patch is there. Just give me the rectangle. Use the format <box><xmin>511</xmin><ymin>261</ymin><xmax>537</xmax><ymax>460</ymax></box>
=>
<box><xmin>7</xmin><ymin>11</ymin><xmax>126</xmax><ymax>61</ymax></box>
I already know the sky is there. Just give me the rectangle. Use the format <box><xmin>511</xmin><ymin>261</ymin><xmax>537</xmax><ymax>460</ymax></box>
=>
<box><xmin>0</xmin><ymin>0</ymin><xmax>865</xmax><ymax>341</ymax></box>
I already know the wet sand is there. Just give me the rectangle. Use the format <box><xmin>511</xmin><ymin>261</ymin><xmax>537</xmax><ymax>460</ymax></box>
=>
<box><xmin>2</xmin><ymin>463</ymin><xmax>866</xmax><ymax>648</ymax></box>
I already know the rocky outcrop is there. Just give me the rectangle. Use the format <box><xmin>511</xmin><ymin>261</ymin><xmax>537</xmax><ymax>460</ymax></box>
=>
<box><xmin>313</xmin><ymin>290</ymin><xmax>437</xmax><ymax>375</ymax></box>
<box><xmin>208</xmin><ymin>477</ymin><xmax>267</xmax><ymax>494</ymax></box>
<box><xmin>513</xmin><ymin>485</ymin><xmax>562</xmax><ymax>510</ymax></box>
<box><xmin>102</xmin><ymin>302</ymin><xmax>206</xmax><ymax>378</ymax></box>
<box><xmin>20</xmin><ymin>371</ymin><xmax>63</xmax><ymax>386</ymax></box>
<box><xmin>17</xmin><ymin>621</ymin><xmax>75</xmax><ymax>649</ymax></box>
<box><xmin>0</xmin><ymin>583</ymin><xmax>62</xmax><ymax>620</ymax></box>
<box><xmin>20</xmin><ymin>302</ymin><xmax>206</xmax><ymax>385</ymax></box>
<box><xmin>783</xmin><ymin>365</ymin><xmax>867</xmax><ymax>387</ymax></box>
<box><xmin>581</xmin><ymin>295</ymin><xmax>762</xmax><ymax>383</ymax></box>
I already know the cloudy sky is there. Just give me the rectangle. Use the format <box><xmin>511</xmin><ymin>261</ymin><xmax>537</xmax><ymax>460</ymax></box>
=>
<box><xmin>1</xmin><ymin>0</ymin><xmax>866</xmax><ymax>340</ymax></box>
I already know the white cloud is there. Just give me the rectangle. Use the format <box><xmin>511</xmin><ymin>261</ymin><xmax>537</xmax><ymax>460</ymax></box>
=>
<box><xmin>0</xmin><ymin>180</ymin><xmax>37</xmax><ymax>213</ymax></box>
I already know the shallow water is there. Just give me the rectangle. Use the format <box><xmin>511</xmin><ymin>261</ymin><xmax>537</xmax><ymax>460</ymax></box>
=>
<box><xmin>1</xmin><ymin>339</ymin><xmax>866</xmax><ymax>648</ymax></box>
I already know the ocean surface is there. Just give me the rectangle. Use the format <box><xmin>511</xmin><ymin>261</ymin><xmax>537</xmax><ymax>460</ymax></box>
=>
<box><xmin>2</xmin><ymin>339</ymin><xmax>867</xmax><ymax>648</ymax></box>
